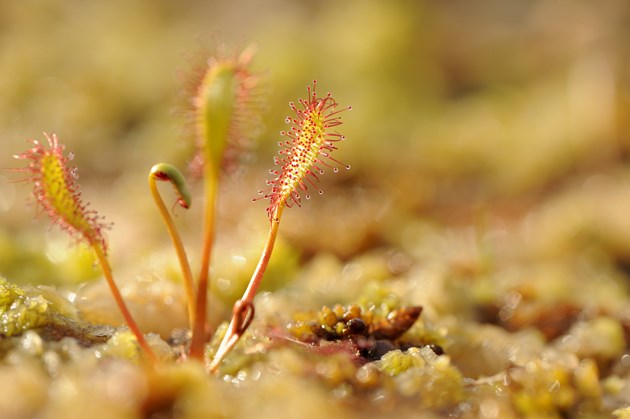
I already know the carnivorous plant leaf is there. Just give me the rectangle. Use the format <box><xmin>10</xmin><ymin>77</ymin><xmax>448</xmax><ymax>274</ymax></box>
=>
<box><xmin>14</xmin><ymin>133</ymin><xmax>157</xmax><ymax>363</ymax></box>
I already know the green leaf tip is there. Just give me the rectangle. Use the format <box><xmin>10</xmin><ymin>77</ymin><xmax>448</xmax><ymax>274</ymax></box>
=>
<box><xmin>199</xmin><ymin>65</ymin><xmax>237</xmax><ymax>173</ymax></box>
<box><xmin>192</xmin><ymin>46</ymin><xmax>263</xmax><ymax>176</ymax></box>
<box><xmin>150</xmin><ymin>163</ymin><xmax>192</xmax><ymax>209</ymax></box>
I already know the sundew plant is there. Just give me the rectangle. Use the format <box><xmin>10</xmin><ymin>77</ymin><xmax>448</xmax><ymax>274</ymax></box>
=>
<box><xmin>10</xmin><ymin>47</ymin><xmax>350</xmax><ymax>371</ymax></box>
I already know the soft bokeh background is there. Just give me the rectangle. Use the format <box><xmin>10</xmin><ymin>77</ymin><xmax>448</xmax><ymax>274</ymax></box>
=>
<box><xmin>5</xmin><ymin>2</ymin><xmax>630</xmax><ymax>417</ymax></box>
<box><xmin>1</xmin><ymin>0</ymin><xmax>630</xmax><ymax>292</ymax></box>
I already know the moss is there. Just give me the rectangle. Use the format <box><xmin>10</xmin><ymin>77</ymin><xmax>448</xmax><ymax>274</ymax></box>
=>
<box><xmin>614</xmin><ymin>406</ymin><xmax>630</xmax><ymax>419</ymax></box>
<box><xmin>99</xmin><ymin>330</ymin><xmax>140</xmax><ymax>360</ymax></box>
<box><xmin>0</xmin><ymin>277</ymin><xmax>65</xmax><ymax>337</ymax></box>
<box><xmin>288</xmin><ymin>303</ymin><xmax>423</xmax><ymax>344</ymax></box>
<box><xmin>378</xmin><ymin>347</ymin><xmax>427</xmax><ymax>376</ymax></box>
<box><xmin>0</xmin><ymin>277</ymin><xmax>118</xmax><ymax>346</ymax></box>
<box><xmin>574</xmin><ymin>359</ymin><xmax>602</xmax><ymax>399</ymax></box>
<box><xmin>0</xmin><ymin>276</ymin><xmax>27</xmax><ymax>312</ymax></box>
<box><xmin>508</xmin><ymin>354</ymin><xmax>608</xmax><ymax>418</ymax></box>
<box><xmin>378</xmin><ymin>347</ymin><xmax>464</xmax><ymax>409</ymax></box>
<box><xmin>100</xmin><ymin>330</ymin><xmax>173</xmax><ymax>363</ymax></box>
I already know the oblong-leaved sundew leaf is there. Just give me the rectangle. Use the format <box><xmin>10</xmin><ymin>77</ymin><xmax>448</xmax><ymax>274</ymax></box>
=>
<box><xmin>13</xmin><ymin>132</ymin><xmax>110</xmax><ymax>252</ymax></box>
<box><xmin>257</xmin><ymin>80</ymin><xmax>351</xmax><ymax>220</ymax></box>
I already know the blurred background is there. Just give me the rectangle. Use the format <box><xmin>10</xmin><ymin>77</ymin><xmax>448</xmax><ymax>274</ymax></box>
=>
<box><xmin>1</xmin><ymin>0</ymin><xmax>630</xmax><ymax>294</ymax></box>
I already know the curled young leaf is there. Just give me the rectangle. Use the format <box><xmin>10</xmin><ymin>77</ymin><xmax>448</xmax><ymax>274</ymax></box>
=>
<box><xmin>150</xmin><ymin>163</ymin><xmax>192</xmax><ymax>209</ymax></box>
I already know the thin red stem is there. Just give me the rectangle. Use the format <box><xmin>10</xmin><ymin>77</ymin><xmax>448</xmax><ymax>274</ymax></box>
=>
<box><xmin>241</xmin><ymin>204</ymin><xmax>283</xmax><ymax>304</ymax></box>
<box><xmin>189</xmin><ymin>171</ymin><xmax>218</xmax><ymax>359</ymax></box>
<box><xmin>148</xmin><ymin>175</ymin><xmax>195</xmax><ymax>329</ymax></box>
<box><xmin>93</xmin><ymin>244</ymin><xmax>157</xmax><ymax>364</ymax></box>
<box><xmin>208</xmin><ymin>203</ymin><xmax>284</xmax><ymax>372</ymax></box>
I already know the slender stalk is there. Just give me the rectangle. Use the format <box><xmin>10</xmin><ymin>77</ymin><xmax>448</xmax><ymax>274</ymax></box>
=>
<box><xmin>208</xmin><ymin>203</ymin><xmax>284</xmax><ymax>372</ymax></box>
<box><xmin>148</xmin><ymin>169</ymin><xmax>195</xmax><ymax>328</ymax></box>
<box><xmin>240</xmin><ymin>204</ymin><xmax>283</xmax><ymax>304</ymax></box>
<box><xmin>92</xmin><ymin>244</ymin><xmax>157</xmax><ymax>364</ymax></box>
<box><xmin>189</xmin><ymin>170</ymin><xmax>219</xmax><ymax>359</ymax></box>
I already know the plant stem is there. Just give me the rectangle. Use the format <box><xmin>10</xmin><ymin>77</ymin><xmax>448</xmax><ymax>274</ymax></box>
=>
<box><xmin>148</xmin><ymin>173</ymin><xmax>195</xmax><ymax>328</ymax></box>
<box><xmin>189</xmin><ymin>170</ymin><xmax>219</xmax><ymax>359</ymax></box>
<box><xmin>208</xmin><ymin>203</ymin><xmax>284</xmax><ymax>372</ymax></box>
<box><xmin>241</xmin><ymin>204</ymin><xmax>283</xmax><ymax>305</ymax></box>
<box><xmin>92</xmin><ymin>244</ymin><xmax>157</xmax><ymax>364</ymax></box>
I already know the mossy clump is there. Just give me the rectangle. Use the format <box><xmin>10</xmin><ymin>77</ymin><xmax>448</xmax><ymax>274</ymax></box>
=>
<box><xmin>377</xmin><ymin>346</ymin><xmax>464</xmax><ymax>409</ymax></box>
<box><xmin>287</xmin><ymin>303</ymin><xmax>431</xmax><ymax>362</ymax></box>
<box><xmin>288</xmin><ymin>303</ymin><xmax>420</xmax><ymax>341</ymax></box>
<box><xmin>0</xmin><ymin>277</ymin><xmax>114</xmax><ymax>346</ymax></box>
<box><xmin>509</xmin><ymin>356</ymin><xmax>604</xmax><ymax>417</ymax></box>
<box><xmin>0</xmin><ymin>276</ymin><xmax>47</xmax><ymax>336</ymax></box>
<box><xmin>0</xmin><ymin>276</ymin><xmax>72</xmax><ymax>337</ymax></box>
<box><xmin>99</xmin><ymin>330</ymin><xmax>174</xmax><ymax>363</ymax></box>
